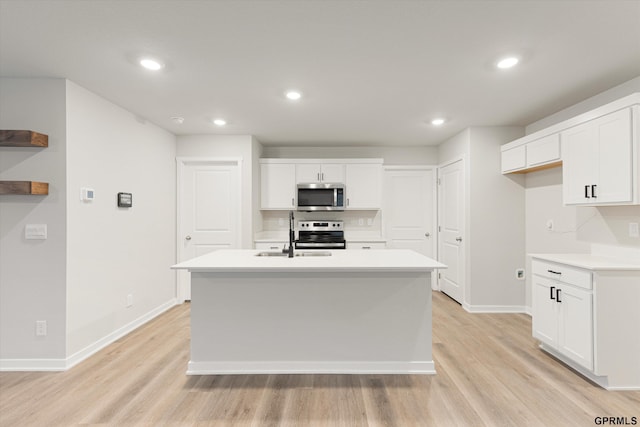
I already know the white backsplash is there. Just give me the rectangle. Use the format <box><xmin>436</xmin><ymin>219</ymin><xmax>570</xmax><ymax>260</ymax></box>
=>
<box><xmin>261</xmin><ymin>210</ymin><xmax>382</xmax><ymax>235</ymax></box>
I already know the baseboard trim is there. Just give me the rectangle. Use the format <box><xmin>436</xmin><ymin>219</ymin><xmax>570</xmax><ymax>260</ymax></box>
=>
<box><xmin>187</xmin><ymin>360</ymin><xmax>436</xmax><ymax>375</ymax></box>
<box><xmin>463</xmin><ymin>303</ymin><xmax>528</xmax><ymax>314</ymax></box>
<box><xmin>0</xmin><ymin>298</ymin><xmax>177</xmax><ymax>372</ymax></box>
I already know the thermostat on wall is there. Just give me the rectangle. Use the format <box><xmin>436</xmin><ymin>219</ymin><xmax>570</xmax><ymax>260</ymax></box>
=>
<box><xmin>117</xmin><ymin>192</ymin><xmax>133</xmax><ymax>208</ymax></box>
<box><xmin>80</xmin><ymin>187</ymin><xmax>95</xmax><ymax>201</ymax></box>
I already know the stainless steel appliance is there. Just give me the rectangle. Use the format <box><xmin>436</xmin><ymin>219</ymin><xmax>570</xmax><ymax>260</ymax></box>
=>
<box><xmin>297</xmin><ymin>183</ymin><xmax>345</xmax><ymax>211</ymax></box>
<box><xmin>295</xmin><ymin>220</ymin><xmax>346</xmax><ymax>250</ymax></box>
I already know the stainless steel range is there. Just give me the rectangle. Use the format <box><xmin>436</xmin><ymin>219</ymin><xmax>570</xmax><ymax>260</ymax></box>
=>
<box><xmin>295</xmin><ymin>220</ymin><xmax>346</xmax><ymax>250</ymax></box>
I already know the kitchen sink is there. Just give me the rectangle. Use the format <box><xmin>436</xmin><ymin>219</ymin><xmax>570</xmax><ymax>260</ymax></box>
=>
<box><xmin>255</xmin><ymin>251</ymin><xmax>288</xmax><ymax>257</ymax></box>
<box><xmin>254</xmin><ymin>251</ymin><xmax>332</xmax><ymax>257</ymax></box>
<box><xmin>295</xmin><ymin>251</ymin><xmax>332</xmax><ymax>257</ymax></box>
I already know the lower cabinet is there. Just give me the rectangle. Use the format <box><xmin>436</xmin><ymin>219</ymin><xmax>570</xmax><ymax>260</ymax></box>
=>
<box><xmin>255</xmin><ymin>241</ymin><xmax>286</xmax><ymax>250</ymax></box>
<box><xmin>347</xmin><ymin>242</ymin><xmax>386</xmax><ymax>250</ymax></box>
<box><xmin>532</xmin><ymin>260</ymin><xmax>593</xmax><ymax>370</ymax></box>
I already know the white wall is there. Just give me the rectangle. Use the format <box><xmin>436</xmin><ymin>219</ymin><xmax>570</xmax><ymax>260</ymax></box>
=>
<box><xmin>65</xmin><ymin>81</ymin><xmax>177</xmax><ymax>357</ymax></box>
<box><xmin>176</xmin><ymin>135</ymin><xmax>258</xmax><ymax>248</ymax></box>
<box><xmin>438</xmin><ymin>127</ymin><xmax>527</xmax><ymax>311</ymax></box>
<box><xmin>0</xmin><ymin>78</ymin><xmax>68</xmax><ymax>361</ymax></box>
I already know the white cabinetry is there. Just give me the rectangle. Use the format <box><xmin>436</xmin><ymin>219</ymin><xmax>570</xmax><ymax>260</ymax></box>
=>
<box><xmin>532</xmin><ymin>260</ymin><xmax>593</xmax><ymax>370</ymax></box>
<box><xmin>255</xmin><ymin>241</ymin><xmax>286</xmax><ymax>250</ymax></box>
<box><xmin>530</xmin><ymin>255</ymin><xmax>640</xmax><ymax>389</ymax></box>
<box><xmin>501</xmin><ymin>133</ymin><xmax>561</xmax><ymax>174</ymax></box>
<box><xmin>260</xmin><ymin>159</ymin><xmax>383</xmax><ymax>210</ymax></box>
<box><xmin>260</xmin><ymin>162</ymin><xmax>296</xmax><ymax>209</ymax></box>
<box><xmin>347</xmin><ymin>241</ymin><xmax>386</xmax><ymax>250</ymax></box>
<box><xmin>296</xmin><ymin>163</ymin><xmax>345</xmax><ymax>183</ymax></box>
<box><xmin>345</xmin><ymin>163</ymin><xmax>382</xmax><ymax>209</ymax></box>
<box><xmin>562</xmin><ymin>107</ymin><xmax>636</xmax><ymax>205</ymax></box>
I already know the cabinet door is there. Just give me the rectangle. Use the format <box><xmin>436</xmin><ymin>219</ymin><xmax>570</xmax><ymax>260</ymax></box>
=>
<box><xmin>562</xmin><ymin>124</ymin><xmax>596</xmax><ymax>205</ymax></box>
<box><xmin>345</xmin><ymin>164</ymin><xmax>382</xmax><ymax>209</ymax></box>
<box><xmin>558</xmin><ymin>285</ymin><xmax>593</xmax><ymax>370</ymax></box>
<box><xmin>563</xmin><ymin>108</ymin><xmax>633</xmax><ymax>205</ymax></box>
<box><xmin>532</xmin><ymin>276</ymin><xmax>559</xmax><ymax>348</ymax></box>
<box><xmin>296</xmin><ymin>164</ymin><xmax>322</xmax><ymax>183</ymax></box>
<box><xmin>501</xmin><ymin>146</ymin><xmax>526</xmax><ymax>173</ymax></box>
<box><xmin>261</xmin><ymin>163</ymin><xmax>296</xmax><ymax>209</ymax></box>
<box><xmin>595</xmin><ymin>108</ymin><xmax>632</xmax><ymax>204</ymax></box>
<box><xmin>320</xmin><ymin>164</ymin><xmax>345</xmax><ymax>182</ymax></box>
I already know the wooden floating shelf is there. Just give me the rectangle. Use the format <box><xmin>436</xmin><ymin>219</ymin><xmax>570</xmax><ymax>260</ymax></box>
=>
<box><xmin>0</xmin><ymin>130</ymin><xmax>49</xmax><ymax>147</ymax></box>
<box><xmin>0</xmin><ymin>181</ymin><xmax>49</xmax><ymax>195</ymax></box>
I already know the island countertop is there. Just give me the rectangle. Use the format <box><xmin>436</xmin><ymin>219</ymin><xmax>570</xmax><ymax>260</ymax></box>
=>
<box><xmin>172</xmin><ymin>248</ymin><xmax>446</xmax><ymax>273</ymax></box>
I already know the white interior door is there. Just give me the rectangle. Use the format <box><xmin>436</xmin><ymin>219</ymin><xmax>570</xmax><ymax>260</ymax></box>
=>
<box><xmin>383</xmin><ymin>167</ymin><xmax>435</xmax><ymax>255</ymax></box>
<box><xmin>438</xmin><ymin>158</ymin><xmax>465</xmax><ymax>304</ymax></box>
<box><xmin>177</xmin><ymin>159</ymin><xmax>241</xmax><ymax>301</ymax></box>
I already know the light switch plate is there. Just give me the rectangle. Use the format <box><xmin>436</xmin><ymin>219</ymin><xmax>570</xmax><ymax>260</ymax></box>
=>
<box><xmin>25</xmin><ymin>224</ymin><xmax>47</xmax><ymax>240</ymax></box>
<box><xmin>630</xmin><ymin>222</ymin><xmax>639</xmax><ymax>238</ymax></box>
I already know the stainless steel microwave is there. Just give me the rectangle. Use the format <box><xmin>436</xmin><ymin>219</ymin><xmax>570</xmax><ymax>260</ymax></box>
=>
<box><xmin>297</xmin><ymin>183</ymin><xmax>345</xmax><ymax>211</ymax></box>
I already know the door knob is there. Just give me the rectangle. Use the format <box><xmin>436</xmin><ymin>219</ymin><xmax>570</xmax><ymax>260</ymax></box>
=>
<box><xmin>455</xmin><ymin>237</ymin><xmax>462</xmax><ymax>242</ymax></box>
<box><xmin>425</xmin><ymin>232</ymin><xmax>430</xmax><ymax>237</ymax></box>
<box><xmin>185</xmin><ymin>235</ymin><xmax>192</xmax><ymax>241</ymax></box>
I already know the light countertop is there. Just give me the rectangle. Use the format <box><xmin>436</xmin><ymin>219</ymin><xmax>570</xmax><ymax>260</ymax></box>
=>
<box><xmin>173</xmin><ymin>249</ymin><xmax>446</xmax><ymax>273</ymax></box>
<box><xmin>530</xmin><ymin>253</ymin><xmax>640</xmax><ymax>271</ymax></box>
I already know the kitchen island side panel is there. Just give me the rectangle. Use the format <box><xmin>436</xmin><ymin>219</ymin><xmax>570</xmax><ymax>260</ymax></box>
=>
<box><xmin>188</xmin><ymin>271</ymin><xmax>434</xmax><ymax>374</ymax></box>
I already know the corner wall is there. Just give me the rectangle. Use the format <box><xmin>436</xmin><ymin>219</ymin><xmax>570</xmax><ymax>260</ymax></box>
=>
<box><xmin>65</xmin><ymin>81</ymin><xmax>177</xmax><ymax>359</ymax></box>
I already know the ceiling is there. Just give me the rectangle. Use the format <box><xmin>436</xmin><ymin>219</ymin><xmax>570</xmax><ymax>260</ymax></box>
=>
<box><xmin>1</xmin><ymin>1</ymin><xmax>639</xmax><ymax>146</ymax></box>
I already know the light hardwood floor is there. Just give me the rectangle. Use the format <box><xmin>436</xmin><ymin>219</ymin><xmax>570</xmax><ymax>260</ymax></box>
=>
<box><xmin>1</xmin><ymin>291</ymin><xmax>638</xmax><ymax>426</ymax></box>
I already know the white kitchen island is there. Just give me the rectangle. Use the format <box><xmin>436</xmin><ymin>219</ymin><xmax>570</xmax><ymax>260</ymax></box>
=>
<box><xmin>172</xmin><ymin>249</ymin><xmax>445</xmax><ymax>375</ymax></box>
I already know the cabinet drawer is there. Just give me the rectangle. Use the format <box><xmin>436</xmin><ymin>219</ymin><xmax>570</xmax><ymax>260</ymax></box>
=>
<box><xmin>255</xmin><ymin>242</ymin><xmax>286</xmax><ymax>250</ymax></box>
<box><xmin>532</xmin><ymin>260</ymin><xmax>592</xmax><ymax>290</ymax></box>
<box><xmin>347</xmin><ymin>242</ymin><xmax>386</xmax><ymax>250</ymax></box>
<box><xmin>527</xmin><ymin>134</ymin><xmax>560</xmax><ymax>167</ymax></box>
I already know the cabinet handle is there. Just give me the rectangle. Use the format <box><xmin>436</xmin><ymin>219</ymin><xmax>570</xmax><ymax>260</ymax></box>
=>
<box><xmin>292</xmin><ymin>198</ymin><xmax>295</xmax><ymax>206</ymax></box>
<box><xmin>585</xmin><ymin>185</ymin><xmax>590</xmax><ymax>198</ymax></box>
<box><xmin>547</xmin><ymin>269</ymin><xmax>561</xmax><ymax>275</ymax></box>
<box><xmin>550</xmin><ymin>286</ymin><xmax>556</xmax><ymax>300</ymax></box>
<box><xmin>317</xmin><ymin>173</ymin><xmax>321</xmax><ymax>181</ymax></box>
<box><xmin>362</xmin><ymin>246</ymin><xmax>371</xmax><ymax>249</ymax></box>
<box><xmin>347</xmin><ymin>198</ymin><xmax>350</xmax><ymax>207</ymax></box>
<box><xmin>591</xmin><ymin>184</ymin><xmax>597</xmax><ymax>198</ymax></box>
<box><xmin>556</xmin><ymin>288</ymin><xmax>562</xmax><ymax>303</ymax></box>
<box><xmin>321</xmin><ymin>173</ymin><xmax>325</xmax><ymax>181</ymax></box>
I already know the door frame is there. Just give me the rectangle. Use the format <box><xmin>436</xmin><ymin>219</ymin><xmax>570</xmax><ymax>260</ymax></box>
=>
<box><xmin>176</xmin><ymin>157</ymin><xmax>243</xmax><ymax>303</ymax></box>
<box><xmin>436</xmin><ymin>155</ymin><xmax>466</xmax><ymax>302</ymax></box>
<box><xmin>382</xmin><ymin>165</ymin><xmax>438</xmax><ymax>289</ymax></box>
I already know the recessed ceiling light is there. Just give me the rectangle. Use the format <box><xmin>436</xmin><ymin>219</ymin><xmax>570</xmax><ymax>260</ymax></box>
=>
<box><xmin>496</xmin><ymin>57</ymin><xmax>519</xmax><ymax>69</ymax></box>
<box><xmin>139</xmin><ymin>58</ymin><xmax>164</xmax><ymax>71</ymax></box>
<box><xmin>285</xmin><ymin>91</ymin><xmax>302</xmax><ymax>100</ymax></box>
<box><xmin>213</xmin><ymin>118</ymin><xmax>227</xmax><ymax>126</ymax></box>
<box><xmin>431</xmin><ymin>118</ymin><xmax>446</xmax><ymax>126</ymax></box>
<box><xmin>171</xmin><ymin>116</ymin><xmax>184</xmax><ymax>124</ymax></box>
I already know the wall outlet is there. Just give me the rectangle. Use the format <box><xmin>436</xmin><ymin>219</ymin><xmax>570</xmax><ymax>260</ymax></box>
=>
<box><xmin>25</xmin><ymin>224</ymin><xmax>48</xmax><ymax>240</ymax></box>
<box><xmin>127</xmin><ymin>294</ymin><xmax>133</xmax><ymax>308</ymax></box>
<box><xmin>630</xmin><ymin>222</ymin><xmax>639</xmax><ymax>238</ymax></box>
<box><xmin>515</xmin><ymin>268</ymin><xmax>525</xmax><ymax>280</ymax></box>
<box><xmin>546</xmin><ymin>219</ymin><xmax>554</xmax><ymax>231</ymax></box>
<box><xmin>358</xmin><ymin>218</ymin><xmax>364</xmax><ymax>226</ymax></box>
<box><xmin>35</xmin><ymin>320</ymin><xmax>47</xmax><ymax>336</ymax></box>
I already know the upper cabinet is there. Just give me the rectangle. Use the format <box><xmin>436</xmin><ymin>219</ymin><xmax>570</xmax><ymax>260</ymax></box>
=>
<box><xmin>501</xmin><ymin>133</ymin><xmax>561</xmax><ymax>174</ymax></box>
<box><xmin>345</xmin><ymin>163</ymin><xmax>382</xmax><ymax>209</ymax></box>
<box><xmin>261</xmin><ymin>162</ymin><xmax>296</xmax><ymax>209</ymax></box>
<box><xmin>501</xmin><ymin>93</ymin><xmax>639</xmax><ymax>206</ymax></box>
<box><xmin>296</xmin><ymin>163</ymin><xmax>345</xmax><ymax>184</ymax></box>
<box><xmin>563</xmin><ymin>107</ymin><xmax>635</xmax><ymax>205</ymax></box>
<box><xmin>260</xmin><ymin>158</ymin><xmax>383</xmax><ymax>210</ymax></box>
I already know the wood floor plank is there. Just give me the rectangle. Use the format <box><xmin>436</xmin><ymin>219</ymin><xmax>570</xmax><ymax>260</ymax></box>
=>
<box><xmin>1</xmin><ymin>292</ymin><xmax>639</xmax><ymax>426</ymax></box>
